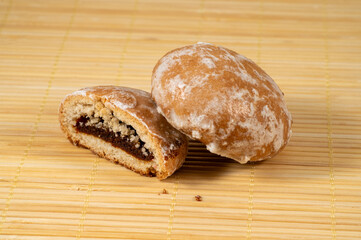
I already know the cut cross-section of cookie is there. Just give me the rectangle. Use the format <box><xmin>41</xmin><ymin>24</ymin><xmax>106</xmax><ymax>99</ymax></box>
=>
<box><xmin>59</xmin><ymin>86</ymin><xmax>188</xmax><ymax>179</ymax></box>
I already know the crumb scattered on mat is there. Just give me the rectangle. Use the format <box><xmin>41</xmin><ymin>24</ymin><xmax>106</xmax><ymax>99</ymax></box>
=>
<box><xmin>195</xmin><ymin>195</ymin><xmax>202</xmax><ymax>201</ymax></box>
<box><xmin>158</xmin><ymin>188</ymin><xmax>169</xmax><ymax>195</ymax></box>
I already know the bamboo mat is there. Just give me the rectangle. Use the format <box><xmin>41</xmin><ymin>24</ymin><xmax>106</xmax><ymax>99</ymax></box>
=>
<box><xmin>0</xmin><ymin>0</ymin><xmax>360</xmax><ymax>239</ymax></box>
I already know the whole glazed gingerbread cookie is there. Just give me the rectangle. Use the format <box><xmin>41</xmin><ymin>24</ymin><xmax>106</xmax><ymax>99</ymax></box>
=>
<box><xmin>151</xmin><ymin>42</ymin><xmax>292</xmax><ymax>163</ymax></box>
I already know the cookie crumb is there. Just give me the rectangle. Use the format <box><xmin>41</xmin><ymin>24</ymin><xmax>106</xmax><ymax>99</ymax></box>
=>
<box><xmin>158</xmin><ymin>189</ymin><xmax>168</xmax><ymax>195</ymax></box>
<box><xmin>195</xmin><ymin>195</ymin><xmax>202</xmax><ymax>201</ymax></box>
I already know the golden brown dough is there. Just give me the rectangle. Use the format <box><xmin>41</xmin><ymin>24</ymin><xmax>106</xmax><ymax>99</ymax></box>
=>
<box><xmin>151</xmin><ymin>42</ymin><xmax>292</xmax><ymax>163</ymax></box>
<box><xmin>59</xmin><ymin>86</ymin><xmax>188</xmax><ymax>179</ymax></box>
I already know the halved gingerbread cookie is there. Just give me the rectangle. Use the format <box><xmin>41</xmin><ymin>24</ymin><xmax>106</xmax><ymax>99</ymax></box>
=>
<box><xmin>59</xmin><ymin>86</ymin><xmax>188</xmax><ymax>179</ymax></box>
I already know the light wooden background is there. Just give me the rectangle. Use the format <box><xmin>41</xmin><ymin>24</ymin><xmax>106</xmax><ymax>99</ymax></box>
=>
<box><xmin>0</xmin><ymin>0</ymin><xmax>360</xmax><ymax>239</ymax></box>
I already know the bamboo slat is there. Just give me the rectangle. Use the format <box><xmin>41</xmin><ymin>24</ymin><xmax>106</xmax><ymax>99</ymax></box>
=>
<box><xmin>0</xmin><ymin>0</ymin><xmax>361</xmax><ymax>239</ymax></box>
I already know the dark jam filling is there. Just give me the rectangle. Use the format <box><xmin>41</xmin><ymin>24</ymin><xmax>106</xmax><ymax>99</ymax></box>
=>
<box><xmin>76</xmin><ymin>116</ymin><xmax>154</xmax><ymax>161</ymax></box>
